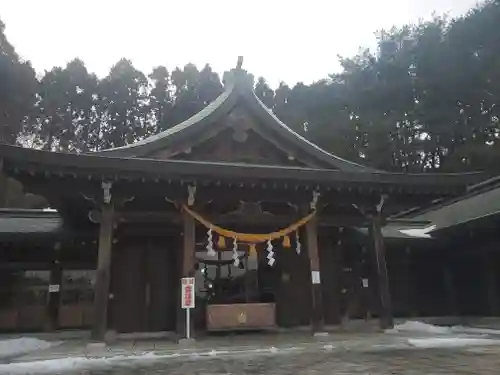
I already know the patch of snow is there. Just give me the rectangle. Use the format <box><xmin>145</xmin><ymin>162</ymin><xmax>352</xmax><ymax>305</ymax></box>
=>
<box><xmin>0</xmin><ymin>347</ymin><xmax>307</xmax><ymax>374</ymax></box>
<box><xmin>450</xmin><ymin>326</ymin><xmax>500</xmax><ymax>336</ymax></box>
<box><xmin>0</xmin><ymin>352</ymin><xmax>169</xmax><ymax>375</ymax></box>
<box><xmin>386</xmin><ymin>321</ymin><xmax>451</xmax><ymax>334</ymax></box>
<box><xmin>408</xmin><ymin>337</ymin><xmax>499</xmax><ymax>349</ymax></box>
<box><xmin>0</xmin><ymin>338</ymin><xmax>57</xmax><ymax>359</ymax></box>
<box><xmin>399</xmin><ymin>225</ymin><xmax>436</xmax><ymax>238</ymax></box>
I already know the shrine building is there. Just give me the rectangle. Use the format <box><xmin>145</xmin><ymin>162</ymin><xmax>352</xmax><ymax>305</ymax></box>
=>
<box><xmin>0</xmin><ymin>60</ymin><xmax>491</xmax><ymax>341</ymax></box>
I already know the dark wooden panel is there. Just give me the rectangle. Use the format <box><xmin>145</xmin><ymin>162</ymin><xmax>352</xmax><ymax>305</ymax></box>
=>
<box><xmin>319</xmin><ymin>234</ymin><xmax>342</xmax><ymax>325</ymax></box>
<box><xmin>109</xmin><ymin>243</ymin><xmax>146</xmax><ymax>333</ymax></box>
<box><xmin>274</xmin><ymin>237</ymin><xmax>311</xmax><ymax>327</ymax></box>
<box><xmin>146</xmin><ymin>239</ymin><xmax>177</xmax><ymax>331</ymax></box>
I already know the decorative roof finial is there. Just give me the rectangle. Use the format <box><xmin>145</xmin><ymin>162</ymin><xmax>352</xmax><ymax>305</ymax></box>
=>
<box><xmin>236</xmin><ymin>56</ymin><xmax>243</xmax><ymax>70</ymax></box>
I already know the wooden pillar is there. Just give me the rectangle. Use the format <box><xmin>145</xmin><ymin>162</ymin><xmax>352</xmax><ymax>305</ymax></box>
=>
<box><xmin>368</xmin><ymin>214</ymin><xmax>393</xmax><ymax>329</ymax></box>
<box><xmin>484</xmin><ymin>253</ymin><xmax>499</xmax><ymax>316</ymax></box>
<box><xmin>177</xmin><ymin>207</ymin><xmax>196</xmax><ymax>337</ymax></box>
<box><xmin>306</xmin><ymin>214</ymin><xmax>325</xmax><ymax>333</ymax></box>
<box><xmin>45</xmin><ymin>242</ymin><xmax>62</xmax><ymax>331</ymax></box>
<box><xmin>403</xmin><ymin>247</ymin><xmax>415</xmax><ymax>317</ymax></box>
<box><xmin>0</xmin><ymin>171</ymin><xmax>7</xmax><ymax>208</ymax></box>
<box><xmin>91</xmin><ymin>202</ymin><xmax>114</xmax><ymax>341</ymax></box>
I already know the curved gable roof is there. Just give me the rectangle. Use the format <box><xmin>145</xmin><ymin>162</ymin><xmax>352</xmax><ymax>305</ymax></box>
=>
<box><xmin>95</xmin><ymin>67</ymin><xmax>379</xmax><ymax>173</ymax></box>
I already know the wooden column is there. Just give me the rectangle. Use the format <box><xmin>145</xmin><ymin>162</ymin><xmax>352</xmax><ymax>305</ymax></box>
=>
<box><xmin>306</xmin><ymin>214</ymin><xmax>325</xmax><ymax>333</ymax></box>
<box><xmin>45</xmin><ymin>242</ymin><xmax>62</xmax><ymax>331</ymax></box>
<box><xmin>368</xmin><ymin>214</ymin><xmax>394</xmax><ymax>329</ymax></box>
<box><xmin>91</xmin><ymin>202</ymin><xmax>114</xmax><ymax>341</ymax></box>
<box><xmin>177</xmin><ymin>207</ymin><xmax>196</xmax><ymax>337</ymax></box>
<box><xmin>0</xmin><ymin>165</ymin><xmax>7</xmax><ymax>207</ymax></box>
<box><xmin>484</xmin><ymin>253</ymin><xmax>499</xmax><ymax>316</ymax></box>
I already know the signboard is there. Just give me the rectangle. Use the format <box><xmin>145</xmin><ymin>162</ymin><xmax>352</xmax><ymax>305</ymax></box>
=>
<box><xmin>181</xmin><ymin>277</ymin><xmax>195</xmax><ymax>309</ymax></box>
<box><xmin>311</xmin><ymin>271</ymin><xmax>321</xmax><ymax>285</ymax></box>
<box><xmin>362</xmin><ymin>278</ymin><xmax>369</xmax><ymax>288</ymax></box>
<box><xmin>48</xmin><ymin>284</ymin><xmax>60</xmax><ymax>293</ymax></box>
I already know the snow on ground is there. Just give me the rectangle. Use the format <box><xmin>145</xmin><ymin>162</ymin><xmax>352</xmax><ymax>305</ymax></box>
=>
<box><xmin>0</xmin><ymin>338</ymin><xmax>57</xmax><ymax>359</ymax></box>
<box><xmin>0</xmin><ymin>353</ymin><xmax>163</xmax><ymax>375</ymax></box>
<box><xmin>0</xmin><ymin>348</ymin><xmax>299</xmax><ymax>375</ymax></box>
<box><xmin>408</xmin><ymin>337</ymin><xmax>500</xmax><ymax>349</ymax></box>
<box><xmin>387</xmin><ymin>320</ymin><xmax>500</xmax><ymax>336</ymax></box>
<box><xmin>386</xmin><ymin>321</ymin><xmax>452</xmax><ymax>334</ymax></box>
<box><xmin>450</xmin><ymin>326</ymin><xmax>500</xmax><ymax>336</ymax></box>
<box><xmin>387</xmin><ymin>321</ymin><xmax>500</xmax><ymax>349</ymax></box>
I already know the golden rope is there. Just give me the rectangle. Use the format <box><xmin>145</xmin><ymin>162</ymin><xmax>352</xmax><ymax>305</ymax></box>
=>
<box><xmin>182</xmin><ymin>204</ymin><xmax>315</xmax><ymax>243</ymax></box>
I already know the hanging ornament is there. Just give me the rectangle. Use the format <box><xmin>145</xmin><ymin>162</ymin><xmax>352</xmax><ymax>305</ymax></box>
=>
<box><xmin>282</xmin><ymin>235</ymin><xmax>291</xmax><ymax>248</ymax></box>
<box><xmin>206</xmin><ymin>228</ymin><xmax>216</xmax><ymax>256</ymax></box>
<box><xmin>217</xmin><ymin>235</ymin><xmax>226</xmax><ymax>249</ymax></box>
<box><xmin>267</xmin><ymin>239</ymin><xmax>275</xmax><ymax>266</ymax></box>
<box><xmin>249</xmin><ymin>244</ymin><xmax>257</xmax><ymax>256</ymax></box>
<box><xmin>295</xmin><ymin>230</ymin><xmax>301</xmax><ymax>255</ymax></box>
<box><xmin>232</xmin><ymin>238</ymin><xmax>240</xmax><ymax>267</ymax></box>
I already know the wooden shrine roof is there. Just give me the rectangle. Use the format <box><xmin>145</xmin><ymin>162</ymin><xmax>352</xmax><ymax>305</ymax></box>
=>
<box><xmin>0</xmin><ymin>59</ymin><xmax>489</xmax><ymax>197</ymax></box>
<box><xmin>367</xmin><ymin>176</ymin><xmax>500</xmax><ymax>239</ymax></box>
<box><xmin>95</xmin><ymin>64</ymin><xmax>377</xmax><ymax>172</ymax></box>
<box><xmin>0</xmin><ymin>208</ymin><xmax>62</xmax><ymax>236</ymax></box>
<box><xmin>0</xmin><ymin>143</ymin><xmax>486</xmax><ymax>195</ymax></box>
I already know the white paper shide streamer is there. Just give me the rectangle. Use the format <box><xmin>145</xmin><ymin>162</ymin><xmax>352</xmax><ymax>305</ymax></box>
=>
<box><xmin>267</xmin><ymin>239</ymin><xmax>275</xmax><ymax>266</ymax></box>
<box><xmin>295</xmin><ymin>230</ymin><xmax>301</xmax><ymax>255</ymax></box>
<box><xmin>232</xmin><ymin>238</ymin><xmax>240</xmax><ymax>267</ymax></box>
<box><xmin>206</xmin><ymin>228</ymin><xmax>216</xmax><ymax>256</ymax></box>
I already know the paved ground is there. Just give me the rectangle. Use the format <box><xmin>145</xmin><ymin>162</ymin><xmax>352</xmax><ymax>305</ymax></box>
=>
<box><xmin>2</xmin><ymin>331</ymin><xmax>500</xmax><ymax>374</ymax></box>
<box><xmin>38</xmin><ymin>345</ymin><xmax>500</xmax><ymax>375</ymax></box>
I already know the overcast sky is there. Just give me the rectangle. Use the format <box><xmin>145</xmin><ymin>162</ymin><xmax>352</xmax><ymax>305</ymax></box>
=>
<box><xmin>2</xmin><ymin>0</ymin><xmax>480</xmax><ymax>87</ymax></box>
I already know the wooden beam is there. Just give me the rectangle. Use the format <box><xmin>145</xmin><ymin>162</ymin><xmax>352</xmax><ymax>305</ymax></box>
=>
<box><xmin>115</xmin><ymin>210</ymin><xmax>367</xmax><ymax>228</ymax></box>
<box><xmin>368</xmin><ymin>213</ymin><xmax>394</xmax><ymax>329</ymax></box>
<box><xmin>182</xmin><ymin>208</ymin><xmax>196</xmax><ymax>277</ymax></box>
<box><xmin>306</xmin><ymin>214</ymin><xmax>325</xmax><ymax>333</ymax></box>
<box><xmin>91</xmin><ymin>202</ymin><xmax>114</xmax><ymax>341</ymax></box>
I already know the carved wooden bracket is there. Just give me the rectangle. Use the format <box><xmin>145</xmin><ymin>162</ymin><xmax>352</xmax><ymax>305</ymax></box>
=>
<box><xmin>220</xmin><ymin>201</ymin><xmax>273</xmax><ymax>219</ymax></box>
<box><xmin>187</xmin><ymin>184</ymin><xmax>196</xmax><ymax>206</ymax></box>
<box><xmin>310</xmin><ymin>190</ymin><xmax>321</xmax><ymax>211</ymax></box>
<box><xmin>102</xmin><ymin>181</ymin><xmax>112</xmax><ymax>204</ymax></box>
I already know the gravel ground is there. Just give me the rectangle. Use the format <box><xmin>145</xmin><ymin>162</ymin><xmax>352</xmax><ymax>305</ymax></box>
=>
<box><xmin>34</xmin><ymin>345</ymin><xmax>500</xmax><ymax>375</ymax></box>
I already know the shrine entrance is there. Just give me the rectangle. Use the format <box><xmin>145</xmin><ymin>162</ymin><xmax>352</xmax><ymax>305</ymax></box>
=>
<box><xmin>184</xmin><ymin>206</ymin><xmax>317</xmax><ymax>332</ymax></box>
<box><xmin>195</xmin><ymin>242</ymin><xmax>276</xmax><ymax>331</ymax></box>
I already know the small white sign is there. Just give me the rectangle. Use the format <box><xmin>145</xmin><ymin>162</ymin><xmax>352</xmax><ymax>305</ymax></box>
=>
<box><xmin>362</xmin><ymin>278</ymin><xmax>369</xmax><ymax>288</ymax></box>
<box><xmin>48</xmin><ymin>284</ymin><xmax>60</xmax><ymax>293</ymax></box>
<box><xmin>311</xmin><ymin>271</ymin><xmax>321</xmax><ymax>285</ymax></box>
<box><xmin>181</xmin><ymin>277</ymin><xmax>195</xmax><ymax>309</ymax></box>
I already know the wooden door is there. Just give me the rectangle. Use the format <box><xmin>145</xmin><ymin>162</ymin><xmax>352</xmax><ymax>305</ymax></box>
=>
<box><xmin>110</xmin><ymin>238</ymin><xmax>177</xmax><ymax>333</ymax></box>
<box><xmin>145</xmin><ymin>240</ymin><xmax>177</xmax><ymax>332</ymax></box>
<box><xmin>109</xmin><ymin>242</ymin><xmax>146</xmax><ymax>333</ymax></box>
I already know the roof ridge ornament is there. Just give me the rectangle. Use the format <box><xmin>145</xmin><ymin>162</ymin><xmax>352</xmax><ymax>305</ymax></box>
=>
<box><xmin>236</xmin><ymin>56</ymin><xmax>243</xmax><ymax>70</ymax></box>
<box><xmin>223</xmin><ymin>56</ymin><xmax>253</xmax><ymax>91</ymax></box>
